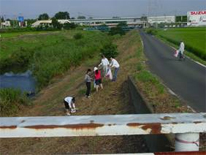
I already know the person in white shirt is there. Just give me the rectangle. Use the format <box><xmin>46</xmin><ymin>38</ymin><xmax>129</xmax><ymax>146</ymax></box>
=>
<box><xmin>63</xmin><ymin>96</ymin><xmax>76</xmax><ymax>115</ymax></box>
<box><xmin>98</xmin><ymin>55</ymin><xmax>109</xmax><ymax>76</ymax></box>
<box><xmin>179</xmin><ymin>41</ymin><xmax>185</xmax><ymax>61</ymax></box>
<box><xmin>110</xmin><ymin>57</ymin><xmax>120</xmax><ymax>81</ymax></box>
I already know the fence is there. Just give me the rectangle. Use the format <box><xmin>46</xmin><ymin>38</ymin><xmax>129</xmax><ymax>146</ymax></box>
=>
<box><xmin>0</xmin><ymin>113</ymin><xmax>206</xmax><ymax>152</ymax></box>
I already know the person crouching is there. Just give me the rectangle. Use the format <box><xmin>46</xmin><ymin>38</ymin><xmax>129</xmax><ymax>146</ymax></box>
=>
<box><xmin>63</xmin><ymin>96</ymin><xmax>76</xmax><ymax>115</ymax></box>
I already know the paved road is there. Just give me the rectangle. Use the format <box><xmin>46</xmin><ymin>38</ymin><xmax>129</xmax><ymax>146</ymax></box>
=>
<box><xmin>139</xmin><ymin>30</ymin><xmax>206</xmax><ymax>112</ymax></box>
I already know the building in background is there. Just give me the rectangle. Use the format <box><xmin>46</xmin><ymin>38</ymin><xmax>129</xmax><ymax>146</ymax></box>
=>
<box><xmin>69</xmin><ymin>17</ymin><xmax>146</xmax><ymax>28</ymax></box>
<box><xmin>31</xmin><ymin>19</ymin><xmax>70</xmax><ymax>27</ymax></box>
<box><xmin>0</xmin><ymin>21</ymin><xmax>11</xmax><ymax>28</ymax></box>
<box><xmin>148</xmin><ymin>16</ymin><xmax>175</xmax><ymax>26</ymax></box>
<box><xmin>187</xmin><ymin>10</ymin><xmax>206</xmax><ymax>26</ymax></box>
<box><xmin>31</xmin><ymin>17</ymin><xmax>147</xmax><ymax>28</ymax></box>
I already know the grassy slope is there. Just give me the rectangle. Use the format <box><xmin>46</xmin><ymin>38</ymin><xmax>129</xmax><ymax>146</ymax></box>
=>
<box><xmin>0</xmin><ymin>30</ymin><xmax>111</xmax><ymax>89</ymax></box>
<box><xmin>0</xmin><ymin>31</ymin><xmax>60</xmax><ymax>59</ymax></box>
<box><xmin>0</xmin><ymin>31</ymin><xmax>148</xmax><ymax>154</ymax></box>
<box><xmin>156</xmin><ymin>27</ymin><xmax>206</xmax><ymax>64</ymax></box>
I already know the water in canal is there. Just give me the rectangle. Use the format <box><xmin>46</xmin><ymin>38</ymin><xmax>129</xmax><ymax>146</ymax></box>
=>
<box><xmin>0</xmin><ymin>70</ymin><xmax>36</xmax><ymax>94</ymax></box>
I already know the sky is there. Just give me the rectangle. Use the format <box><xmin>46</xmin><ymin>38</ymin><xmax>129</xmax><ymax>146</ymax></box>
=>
<box><xmin>0</xmin><ymin>0</ymin><xmax>205</xmax><ymax>19</ymax></box>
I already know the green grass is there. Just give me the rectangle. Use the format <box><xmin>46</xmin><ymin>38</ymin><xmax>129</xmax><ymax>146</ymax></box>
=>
<box><xmin>0</xmin><ymin>31</ymin><xmax>59</xmax><ymax>38</ymax></box>
<box><xmin>0</xmin><ymin>88</ymin><xmax>30</xmax><ymax>116</ymax></box>
<box><xmin>156</xmin><ymin>27</ymin><xmax>206</xmax><ymax>60</ymax></box>
<box><xmin>0</xmin><ymin>30</ymin><xmax>112</xmax><ymax>89</ymax></box>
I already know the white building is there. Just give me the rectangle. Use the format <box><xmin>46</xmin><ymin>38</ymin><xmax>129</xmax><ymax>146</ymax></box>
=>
<box><xmin>31</xmin><ymin>17</ymin><xmax>146</xmax><ymax>28</ymax></box>
<box><xmin>70</xmin><ymin>17</ymin><xmax>145</xmax><ymax>27</ymax></box>
<box><xmin>148</xmin><ymin>16</ymin><xmax>176</xmax><ymax>25</ymax></box>
<box><xmin>187</xmin><ymin>10</ymin><xmax>206</xmax><ymax>26</ymax></box>
<box><xmin>1</xmin><ymin>21</ymin><xmax>11</xmax><ymax>27</ymax></box>
<box><xmin>31</xmin><ymin>19</ymin><xmax>70</xmax><ymax>27</ymax></box>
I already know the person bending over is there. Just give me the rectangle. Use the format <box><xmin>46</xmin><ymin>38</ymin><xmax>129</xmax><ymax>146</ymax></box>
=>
<box><xmin>63</xmin><ymin>96</ymin><xmax>76</xmax><ymax>115</ymax></box>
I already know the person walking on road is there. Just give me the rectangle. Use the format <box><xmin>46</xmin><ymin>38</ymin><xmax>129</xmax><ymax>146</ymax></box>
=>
<box><xmin>110</xmin><ymin>57</ymin><xmax>120</xmax><ymax>81</ymax></box>
<box><xmin>85</xmin><ymin>69</ymin><xmax>92</xmax><ymax>98</ymax></box>
<box><xmin>94</xmin><ymin>67</ymin><xmax>103</xmax><ymax>92</ymax></box>
<box><xmin>179</xmin><ymin>41</ymin><xmax>185</xmax><ymax>61</ymax></box>
<box><xmin>98</xmin><ymin>55</ymin><xmax>109</xmax><ymax>77</ymax></box>
<box><xmin>63</xmin><ymin>96</ymin><xmax>76</xmax><ymax>115</ymax></box>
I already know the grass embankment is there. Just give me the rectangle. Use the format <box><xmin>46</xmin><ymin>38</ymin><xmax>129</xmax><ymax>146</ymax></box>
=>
<box><xmin>0</xmin><ymin>30</ymin><xmax>148</xmax><ymax>154</ymax></box>
<box><xmin>0</xmin><ymin>30</ymin><xmax>111</xmax><ymax>89</ymax></box>
<box><xmin>0</xmin><ymin>30</ymin><xmax>112</xmax><ymax>116</ymax></box>
<box><xmin>0</xmin><ymin>88</ymin><xmax>30</xmax><ymax>116</ymax></box>
<box><xmin>156</xmin><ymin>27</ymin><xmax>206</xmax><ymax>64</ymax></box>
<box><xmin>0</xmin><ymin>31</ymin><xmax>58</xmax><ymax>39</ymax></box>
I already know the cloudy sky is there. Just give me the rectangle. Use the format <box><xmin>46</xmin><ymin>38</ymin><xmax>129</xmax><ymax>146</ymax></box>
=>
<box><xmin>0</xmin><ymin>0</ymin><xmax>205</xmax><ymax>19</ymax></box>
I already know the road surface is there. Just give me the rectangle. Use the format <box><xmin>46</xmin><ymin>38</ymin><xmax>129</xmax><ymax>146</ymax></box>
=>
<box><xmin>139</xmin><ymin>30</ymin><xmax>206</xmax><ymax>112</ymax></box>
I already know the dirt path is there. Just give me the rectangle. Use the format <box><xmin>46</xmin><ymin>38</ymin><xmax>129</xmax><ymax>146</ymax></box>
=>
<box><xmin>0</xmin><ymin>31</ymin><xmax>148</xmax><ymax>154</ymax></box>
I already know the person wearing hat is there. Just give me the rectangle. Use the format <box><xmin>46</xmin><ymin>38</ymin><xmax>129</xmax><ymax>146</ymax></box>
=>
<box><xmin>63</xmin><ymin>96</ymin><xmax>76</xmax><ymax>115</ymax></box>
<box><xmin>94</xmin><ymin>67</ymin><xmax>103</xmax><ymax>92</ymax></box>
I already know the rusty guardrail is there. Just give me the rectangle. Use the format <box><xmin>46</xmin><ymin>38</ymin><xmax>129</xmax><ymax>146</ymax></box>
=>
<box><xmin>0</xmin><ymin>113</ymin><xmax>206</xmax><ymax>152</ymax></box>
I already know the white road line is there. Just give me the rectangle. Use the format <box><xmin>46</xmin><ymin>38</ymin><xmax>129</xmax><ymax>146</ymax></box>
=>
<box><xmin>168</xmin><ymin>88</ymin><xmax>177</xmax><ymax>96</ymax></box>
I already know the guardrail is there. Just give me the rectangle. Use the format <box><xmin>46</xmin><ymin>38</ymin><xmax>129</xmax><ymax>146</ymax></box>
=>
<box><xmin>1</xmin><ymin>113</ymin><xmax>206</xmax><ymax>152</ymax></box>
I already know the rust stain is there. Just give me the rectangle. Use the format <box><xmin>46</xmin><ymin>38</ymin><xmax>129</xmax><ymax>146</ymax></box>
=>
<box><xmin>108</xmin><ymin>124</ymin><xmax>116</xmax><ymax>126</ymax></box>
<box><xmin>142</xmin><ymin>123</ymin><xmax>161</xmax><ymax>134</ymax></box>
<box><xmin>160</xmin><ymin>116</ymin><xmax>176</xmax><ymax>120</ymax></box>
<box><xmin>127</xmin><ymin>123</ymin><xmax>141</xmax><ymax>127</ymax></box>
<box><xmin>127</xmin><ymin>123</ymin><xmax>161</xmax><ymax>134</ymax></box>
<box><xmin>24</xmin><ymin>123</ymin><xmax>104</xmax><ymax>130</ymax></box>
<box><xmin>194</xmin><ymin>121</ymin><xmax>202</xmax><ymax>124</ymax></box>
<box><xmin>0</xmin><ymin>126</ymin><xmax>17</xmax><ymax>129</ymax></box>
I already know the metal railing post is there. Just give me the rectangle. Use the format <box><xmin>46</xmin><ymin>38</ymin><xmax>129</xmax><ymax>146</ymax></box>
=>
<box><xmin>175</xmin><ymin>133</ymin><xmax>199</xmax><ymax>151</ymax></box>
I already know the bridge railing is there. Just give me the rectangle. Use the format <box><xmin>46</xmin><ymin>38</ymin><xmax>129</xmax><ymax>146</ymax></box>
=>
<box><xmin>1</xmin><ymin>113</ymin><xmax>206</xmax><ymax>152</ymax></box>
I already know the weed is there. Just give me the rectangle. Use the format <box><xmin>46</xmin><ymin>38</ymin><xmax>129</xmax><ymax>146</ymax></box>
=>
<box><xmin>0</xmin><ymin>88</ymin><xmax>30</xmax><ymax>116</ymax></box>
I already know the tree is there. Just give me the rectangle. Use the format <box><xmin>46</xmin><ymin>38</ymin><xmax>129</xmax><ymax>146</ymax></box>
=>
<box><xmin>63</xmin><ymin>22</ymin><xmax>77</xmax><ymax>30</ymax></box>
<box><xmin>100</xmin><ymin>43</ymin><xmax>118</xmax><ymax>58</ymax></box>
<box><xmin>77</xmin><ymin>16</ymin><xmax>86</xmax><ymax>19</ymax></box>
<box><xmin>109</xmin><ymin>22</ymin><xmax>127</xmax><ymax>36</ymax></box>
<box><xmin>117</xmin><ymin>21</ymin><xmax>127</xmax><ymax>28</ymax></box>
<box><xmin>52</xmin><ymin>18</ymin><xmax>62</xmax><ymax>29</ymax></box>
<box><xmin>0</xmin><ymin>16</ymin><xmax>5</xmax><ymax>22</ymax></box>
<box><xmin>54</xmin><ymin>12</ymin><xmax>70</xmax><ymax>19</ymax></box>
<box><xmin>38</xmin><ymin>13</ymin><xmax>49</xmax><ymax>20</ymax></box>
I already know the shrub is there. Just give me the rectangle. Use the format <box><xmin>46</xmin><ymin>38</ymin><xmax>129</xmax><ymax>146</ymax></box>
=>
<box><xmin>0</xmin><ymin>88</ymin><xmax>29</xmax><ymax>116</ymax></box>
<box><xmin>145</xmin><ymin>28</ymin><xmax>157</xmax><ymax>35</ymax></box>
<box><xmin>109</xmin><ymin>27</ymin><xmax>125</xmax><ymax>36</ymax></box>
<box><xmin>73</xmin><ymin>33</ymin><xmax>83</xmax><ymax>40</ymax></box>
<box><xmin>63</xmin><ymin>23</ymin><xmax>77</xmax><ymax>30</ymax></box>
<box><xmin>100</xmin><ymin>43</ymin><xmax>118</xmax><ymax>58</ymax></box>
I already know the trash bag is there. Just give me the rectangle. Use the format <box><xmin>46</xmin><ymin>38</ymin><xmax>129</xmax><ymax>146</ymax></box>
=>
<box><xmin>105</xmin><ymin>68</ymin><xmax>113</xmax><ymax>80</ymax></box>
<box><xmin>93</xmin><ymin>80</ymin><xmax>96</xmax><ymax>88</ymax></box>
<box><xmin>174</xmin><ymin>50</ymin><xmax>179</xmax><ymax>57</ymax></box>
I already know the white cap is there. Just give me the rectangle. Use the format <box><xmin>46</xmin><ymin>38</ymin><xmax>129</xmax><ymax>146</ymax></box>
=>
<box><xmin>94</xmin><ymin>67</ymin><xmax>98</xmax><ymax>71</ymax></box>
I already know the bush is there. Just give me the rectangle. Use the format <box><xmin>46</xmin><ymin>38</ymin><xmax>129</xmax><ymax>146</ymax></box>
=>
<box><xmin>63</xmin><ymin>23</ymin><xmax>77</xmax><ymax>30</ymax></box>
<box><xmin>73</xmin><ymin>33</ymin><xmax>83</xmax><ymax>40</ymax></box>
<box><xmin>0</xmin><ymin>48</ymin><xmax>34</xmax><ymax>73</ymax></box>
<box><xmin>0</xmin><ymin>88</ymin><xmax>29</xmax><ymax>116</ymax></box>
<box><xmin>100</xmin><ymin>43</ymin><xmax>118</xmax><ymax>58</ymax></box>
<box><xmin>145</xmin><ymin>28</ymin><xmax>157</xmax><ymax>35</ymax></box>
<box><xmin>109</xmin><ymin>27</ymin><xmax>125</xmax><ymax>36</ymax></box>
